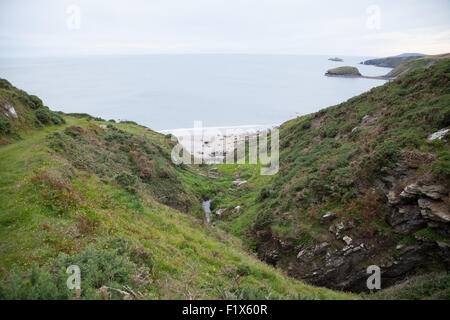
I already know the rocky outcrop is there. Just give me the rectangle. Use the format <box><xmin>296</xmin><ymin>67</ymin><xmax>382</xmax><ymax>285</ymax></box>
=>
<box><xmin>255</xmin><ymin>152</ymin><xmax>449</xmax><ymax>292</ymax></box>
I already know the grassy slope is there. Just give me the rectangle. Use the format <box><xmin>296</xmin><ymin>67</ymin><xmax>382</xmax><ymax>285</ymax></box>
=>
<box><xmin>361</xmin><ymin>56</ymin><xmax>421</xmax><ymax>68</ymax></box>
<box><xmin>386</xmin><ymin>53</ymin><xmax>450</xmax><ymax>78</ymax></box>
<box><xmin>0</xmin><ymin>83</ymin><xmax>355</xmax><ymax>299</ymax></box>
<box><xmin>209</xmin><ymin>59</ymin><xmax>450</xmax><ymax>284</ymax></box>
<box><xmin>371</xmin><ymin>272</ymin><xmax>449</xmax><ymax>300</ymax></box>
<box><xmin>361</xmin><ymin>53</ymin><xmax>450</xmax><ymax>78</ymax></box>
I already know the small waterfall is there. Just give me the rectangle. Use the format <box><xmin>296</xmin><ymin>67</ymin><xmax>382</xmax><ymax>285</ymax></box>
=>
<box><xmin>202</xmin><ymin>200</ymin><xmax>211</xmax><ymax>224</ymax></box>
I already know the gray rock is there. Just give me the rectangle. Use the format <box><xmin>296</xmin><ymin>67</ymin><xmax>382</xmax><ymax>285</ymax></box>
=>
<box><xmin>297</xmin><ymin>249</ymin><xmax>306</xmax><ymax>260</ymax></box>
<box><xmin>342</xmin><ymin>236</ymin><xmax>353</xmax><ymax>245</ymax></box>
<box><xmin>427</xmin><ymin>128</ymin><xmax>449</xmax><ymax>141</ymax></box>
<box><xmin>215</xmin><ymin>208</ymin><xmax>226</xmax><ymax>216</ymax></box>
<box><xmin>232</xmin><ymin>180</ymin><xmax>248</xmax><ymax>187</ymax></box>
<box><xmin>400</xmin><ymin>183</ymin><xmax>444</xmax><ymax>200</ymax></box>
<box><xmin>6</xmin><ymin>104</ymin><xmax>17</xmax><ymax>118</ymax></box>
<box><xmin>418</xmin><ymin>198</ymin><xmax>450</xmax><ymax>223</ymax></box>
<box><xmin>320</xmin><ymin>211</ymin><xmax>337</xmax><ymax>224</ymax></box>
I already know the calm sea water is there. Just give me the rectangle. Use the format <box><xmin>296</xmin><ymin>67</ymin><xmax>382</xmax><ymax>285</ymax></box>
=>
<box><xmin>0</xmin><ymin>54</ymin><xmax>389</xmax><ymax>131</ymax></box>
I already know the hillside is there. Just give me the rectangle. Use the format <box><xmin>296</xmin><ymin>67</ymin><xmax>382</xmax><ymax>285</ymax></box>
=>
<box><xmin>361</xmin><ymin>53</ymin><xmax>450</xmax><ymax>79</ymax></box>
<box><xmin>0</xmin><ymin>80</ymin><xmax>356</xmax><ymax>299</ymax></box>
<box><xmin>209</xmin><ymin>59</ymin><xmax>450</xmax><ymax>294</ymax></box>
<box><xmin>361</xmin><ymin>55</ymin><xmax>421</xmax><ymax>68</ymax></box>
<box><xmin>1</xmin><ymin>59</ymin><xmax>448</xmax><ymax>300</ymax></box>
<box><xmin>385</xmin><ymin>53</ymin><xmax>450</xmax><ymax>78</ymax></box>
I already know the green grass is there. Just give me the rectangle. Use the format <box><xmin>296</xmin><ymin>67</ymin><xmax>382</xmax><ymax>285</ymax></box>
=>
<box><xmin>371</xmin><ymin>273</ymin><xmax>450</xmax><ymax>300</ymax></box>
<box><xmin>0</xmin><ymin>110</ymin><xmax>356</xmax><ymax>299</ymax></box>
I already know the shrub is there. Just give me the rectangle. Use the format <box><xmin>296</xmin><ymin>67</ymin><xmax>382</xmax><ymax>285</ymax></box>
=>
<box><xmin>115</xmin><ymin>172</ymin><xmax>138</xmax><ymax>192</ymax></box>
<box><xmin>29</xmin><ymin>95</ymin><xmax>43</xmax><ymax>110</ymax></box>
<box><xmin>432</xmin><ymin>150</ymin><xmax>450</xmax><ymax>179</ymax></box>
<box><xmin>34</xmin><ymin>107</ymin><xmax>65</xmax><ymax>126</ymax></box>
<box><xmin>0</xmin><ymin>114</ymin><xmax>11</xmax><ymax>135</ymax></box>
<box><xmin>0</xmin><ymin>245</ymin><xmax>137</xmax><ymax>300</ymax></box>
<box><xmin>0</xmin><ymin>263</ymin><xmax>71</xmax><ymax>300</ymax></box>
<box><xmin>0</xmin><ymin>78</ymin><xmax>12</xmax><ymax>90</ymax></box>
<box><xmin>34</xmin><ymin>107</ymin><xmax>53</xmax><ymax>124</ymax></box>
<box><xmin>54</xmin><ymin>246</ymin><xmax>134</xmax><ymax>295</ymax></box>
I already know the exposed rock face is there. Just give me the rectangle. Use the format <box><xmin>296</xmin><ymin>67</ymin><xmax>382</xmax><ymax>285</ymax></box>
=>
<box><xmin>255</xmin><ymin>153</ymin><xmax>449</xmax><ymax>292</ymax></box>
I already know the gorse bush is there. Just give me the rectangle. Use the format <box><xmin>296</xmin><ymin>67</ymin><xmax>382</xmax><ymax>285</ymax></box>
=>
<box><xmin>28</xmin><ymin>95</ymin><xmax>43</xmax><ymax>110</ymax></box>
<box><xmin>0</xmin><ymin>243</ymin><xmax>150</xmax><ymax>300</ymax></box>
<box><xmin>0</xmin><ymin>114</ymin><xmax>11</xmax><ymax>135</ymax></box>
<box><xmin>0</xmin><ymin>263</ymin><xmax>72</xmax><ymax>300</ymax></box>
<box><xmin>34</xmin><ymin>107</ymin><xmax>65</xmax><ymax>126</ymax></box>
<box><xmin>115</xmin><ymin>172</ymin><xmax>138</xmax><ymax>192</ymax></box>
<box><xmin>432</xmin><ymin>149</ymin><xmax>450</xmax><ymax>180</ymax></box>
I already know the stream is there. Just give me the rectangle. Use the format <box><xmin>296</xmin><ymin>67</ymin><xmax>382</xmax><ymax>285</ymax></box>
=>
<box><xmin>202</xmin><ymin>200</ymin><xmax>211</xmax><ymax>224</ymax></box>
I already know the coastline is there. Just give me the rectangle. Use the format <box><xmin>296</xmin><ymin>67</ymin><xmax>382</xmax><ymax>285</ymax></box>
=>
<box><xmin>162</xmin><ymin>124</ymin><xmax>278</xmax><ymax>163</ymax></box>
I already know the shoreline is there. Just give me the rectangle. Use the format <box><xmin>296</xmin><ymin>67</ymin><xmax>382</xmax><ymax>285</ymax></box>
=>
<box><xmin>163</xmin><ymin>124</ymin><xmax>278</xmax><ymax>163</ymax></box>
<box><xmin>324</xmin><ymin>73</ymin><xmax>394</xmax><ymax>80</ymax></box>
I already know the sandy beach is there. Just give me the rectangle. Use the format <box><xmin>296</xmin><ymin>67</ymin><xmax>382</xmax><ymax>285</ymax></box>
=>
<box><xmin>161</xmin><ymin>124</ymin><xmax>277</xmax><ymax>164</ymax></box>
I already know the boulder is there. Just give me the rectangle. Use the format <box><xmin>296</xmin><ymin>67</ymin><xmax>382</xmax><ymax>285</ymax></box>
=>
<box><xmin>320</xmin><ymin>211</ymin><xmax>337</xmax><ymax>224</ymax></box>
<box><xmin>342</xmin><ymin>236</ymin><xmax>353</xmax><ymax>245</ymax></box>
<box><xmin>215</xmin><ymin>208</ymin><xmax>226</xmax><ymax>216</ymax></box>
<box><xmin>232</xmin><ymin>180</ymin><xmax>248</xmax><ymax>187</ymax></box>
<box><xmin>427</xmin><ymin>128</ymin><xmax>449</xmax><ymax>141</ymax></box>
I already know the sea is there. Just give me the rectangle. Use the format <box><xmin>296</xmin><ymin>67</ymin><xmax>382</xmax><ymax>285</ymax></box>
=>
<box><xmin>0</xmin><ymin>54</ymin><xmax>390</xmax><ymax>132</ymax></box>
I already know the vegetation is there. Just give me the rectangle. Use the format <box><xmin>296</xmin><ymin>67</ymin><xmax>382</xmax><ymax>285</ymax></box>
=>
<box><xmin>372</xmin><ymin>273</ymin><xmax>450</xmax><ymax>300</ymax></box>
<box><xmin>0</xmin><ymin>82</ymin><xmax>356</xmax><ymax>299</ymax></box>
<box><xmin>0</xmin><ymin>78</ymin><xmax>65</xmax><ymax>144</ymax></box>
<box><xmin>361</xmin><ymin>55</ymin><xmax>422</xmax><ymax>68</ymax></box>
<box><xmin>208</xmin><ymin>59</ymin><xmax>450</xmax><ymax>291</ymax></box>
<box><xmin>361</xmin><ymin>53</ymin><xmax>450</xmax><ymax>78</ymax></box>
<box><xmin>386</xmin><ymin>53</ymin><xmax>450</xmax><ymax>78</ymax></box>
<box><xmin>325</xmin><ymin>66</ymin><xmax>361</xmax><ymax>77</ymax></box>
<box><xmin>1</xmin><ymin>58</ymin><xmax>449</xmax><ymax>300</ymax></box>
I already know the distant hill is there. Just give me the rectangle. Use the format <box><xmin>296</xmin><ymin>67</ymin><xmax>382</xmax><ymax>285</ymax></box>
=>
<box><xmin>360</xmin><ymin>53</ymin><xmax>450</xmax><ymax>79</ymax></box>
<box><xmin>386</xmin><ymin>53</ymin><xmax>450</xmax><ymax>77</ymax></box>
<box><xmin>392</xmin><ymin>53</ymin><xmax>426</xmax><ymax>58</ymax></box>
<box><xmin>360</xmin><ymin>55</ymin><xmax>420</xmax><ymax>68</ymax></box>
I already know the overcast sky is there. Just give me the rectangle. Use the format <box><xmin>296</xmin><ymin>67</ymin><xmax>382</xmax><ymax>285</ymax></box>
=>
<box><xmin>1</xmin><ymin>0</ymin><xmax>449</xmax><ymax>57</ymax></box>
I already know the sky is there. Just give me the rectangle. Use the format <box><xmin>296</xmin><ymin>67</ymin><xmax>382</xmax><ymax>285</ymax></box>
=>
<box><xmin>0</xmin><ymin>0</ymin><xmax>449</xmax><ymax>57</ymax></box>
